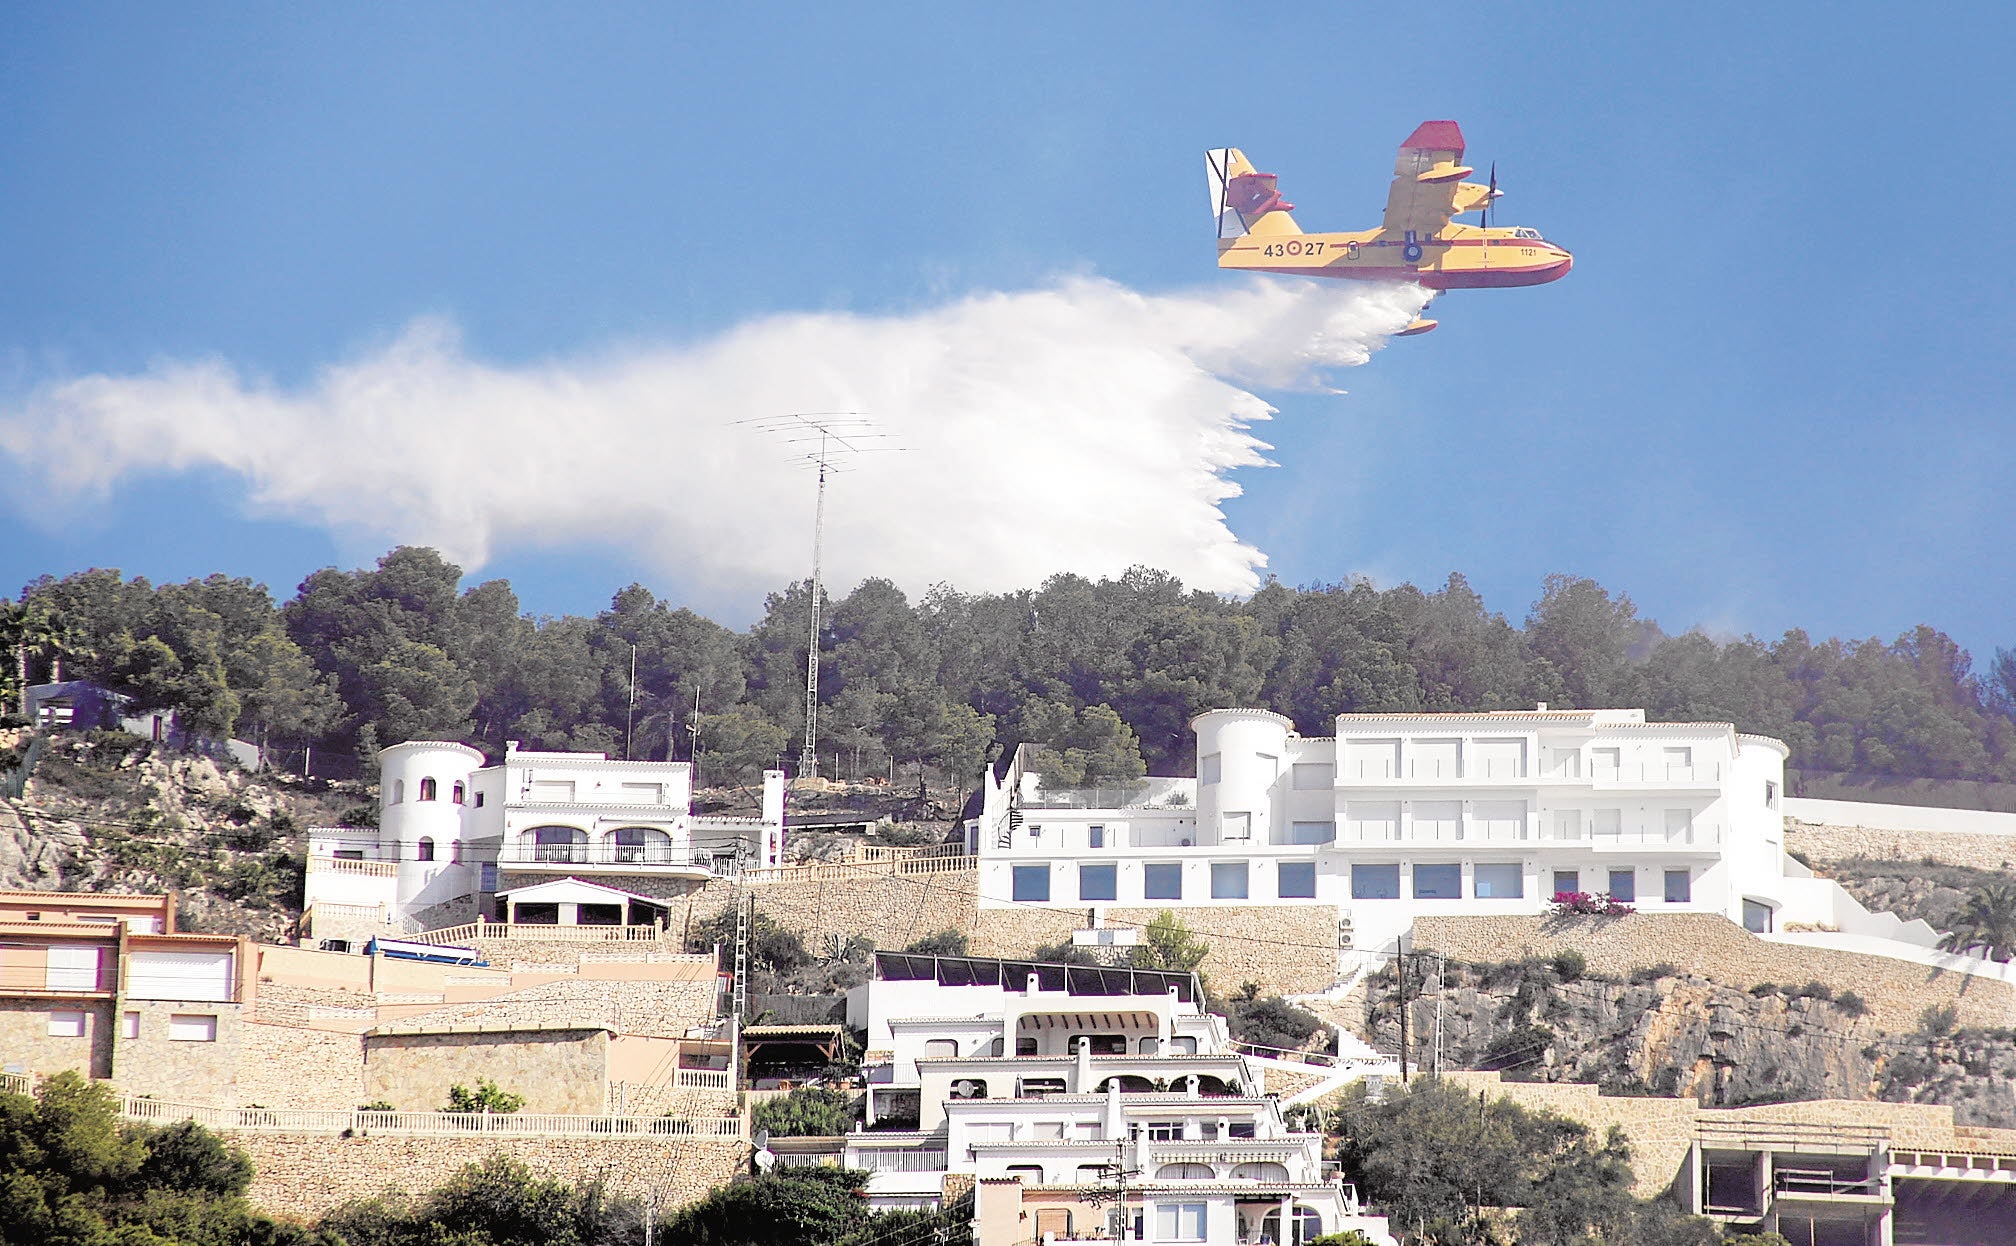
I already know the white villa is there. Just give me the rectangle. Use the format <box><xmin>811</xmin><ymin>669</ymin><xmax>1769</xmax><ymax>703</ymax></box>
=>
<box><xmin>838</xmin><ymin>951</ymin><xmax>1399</xmax><ymax>1245</ymax></box>
<box><xmin>303</xmin><ymin>739</ymin><xmax>783</xmax><ymax>939</ymax></box>
<box><xmin>968</xmin><ymin>706</ymin><xmax>1934</xmax><ymax>962</ymax></box>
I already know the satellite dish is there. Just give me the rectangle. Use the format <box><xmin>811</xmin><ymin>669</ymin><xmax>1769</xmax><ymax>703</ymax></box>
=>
<box><xmin>952</xmin><ymin>1079</ymin><xmax>984</xmax><ymax>1098</ymax></box>
<box><xmin>752</xmin><ymin>1128</ymin><xmax>771</xmax><ymax>1150</ymax></box>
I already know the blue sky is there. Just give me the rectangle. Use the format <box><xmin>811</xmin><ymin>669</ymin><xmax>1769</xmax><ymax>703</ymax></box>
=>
<box><xmin>3</xmin><ymin>3</ymin><xmax>2012</xmax><ymax>660</ymax></box>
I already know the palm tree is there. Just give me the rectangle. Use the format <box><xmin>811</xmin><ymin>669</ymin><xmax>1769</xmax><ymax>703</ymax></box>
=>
<box><xmin>1937</xmin><ymin>884</ymin><xmax>2016</xmax><ymax>963</ymax></box>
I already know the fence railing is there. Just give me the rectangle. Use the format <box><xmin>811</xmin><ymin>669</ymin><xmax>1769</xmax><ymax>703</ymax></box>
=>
<box><xmin>849</xmin><ymin>842</ymin><xmax>969</xmax><ymax>864</ymax></box>
<box><xmin>307</xmin><ymin>857</ymin><xmax>401</xmax><ymax>878</ymax></box>
<box><xmin>742</xmin><ymin>853</ymin><xmax>977</xmax><ymax>885</ymax></box>
<box><xmin>401</xmin><ymin>920</ymin><xmax>672</xmax><ymax>946</ymax></box>
<box><xmin>674</xmin><ymin>1067</ymin><xmax>735</xmax><ymax>1090</ymax></box>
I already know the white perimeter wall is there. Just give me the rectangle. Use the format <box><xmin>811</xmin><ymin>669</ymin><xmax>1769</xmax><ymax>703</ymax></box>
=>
<box><xmin>1785</xmin><ymin>798</ymin><xmax>2016</xmax><ymax>838</ymax></box>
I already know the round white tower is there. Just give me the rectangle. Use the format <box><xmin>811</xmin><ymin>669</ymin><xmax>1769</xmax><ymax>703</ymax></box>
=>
<box><xmin>1190</xmin><ymin>708</ymin><xmax>1294</xmax><ymax>846</ymax></box>
<box><xmin>379</xmin><ymin>740</ymin><xmax>487</xmax><ymax>911</ymax></box>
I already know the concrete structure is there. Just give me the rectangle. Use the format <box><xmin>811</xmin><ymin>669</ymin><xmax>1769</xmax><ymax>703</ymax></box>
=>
<box><xmin>838</xmin><ymin>951</ymin><xmax>1398</xmax><ymax>1243</ymax></box>
<box><xmin>969</xmin><ymin>707</ymin><xmax>1942</xmax><ymax>975</ymax></box>
<box><xmin>305</xmin><ymin>739</ymin><xmax>786</xmax><ymax>939</ymax></box>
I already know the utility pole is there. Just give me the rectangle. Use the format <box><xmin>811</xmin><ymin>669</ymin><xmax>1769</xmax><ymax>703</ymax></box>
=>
<box><xmin>739</xmin><ymin>414</ymin><xmax>902</xmax><ymax>781</ymax></box>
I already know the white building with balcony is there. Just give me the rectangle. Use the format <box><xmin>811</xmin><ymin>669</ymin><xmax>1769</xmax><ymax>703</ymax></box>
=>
<box><xmin>304</xmin><ymin>739</ymin><xmax>783</xmax><ymax>939</ymax></box>
<box><xmin>968</xmin><ymin>706</ymin><xmax>1923</xmax><ymax>966</ymax></box>
<box><xmin>838</xmin><ymin>951</ymin><xmax>1398</xmax><ymax>1244</ymax></box>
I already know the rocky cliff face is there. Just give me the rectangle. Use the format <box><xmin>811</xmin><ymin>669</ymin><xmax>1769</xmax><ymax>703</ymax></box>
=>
<box><xmin>1362</xmin><ymin>957</ymin><xmax>2016</xmax><ymax>1127</ymax></box>
<box><xmin>0</xmin><ymin>731</ymin><xmax>365</xmax><ymax>939</ymax></box>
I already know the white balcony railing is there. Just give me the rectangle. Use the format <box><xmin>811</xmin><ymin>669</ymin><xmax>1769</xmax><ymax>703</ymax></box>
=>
<box><xmin>1341</xmin><ymin>760</ymin><xmax>1726</xmax><ymax>786</ymax></box>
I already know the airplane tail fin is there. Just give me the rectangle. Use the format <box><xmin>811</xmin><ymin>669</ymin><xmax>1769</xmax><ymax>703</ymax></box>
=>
<box><xmin>1205</xmin><ymin>147</ymin><xmax>1302</xmax><ymax>242</ymax></box>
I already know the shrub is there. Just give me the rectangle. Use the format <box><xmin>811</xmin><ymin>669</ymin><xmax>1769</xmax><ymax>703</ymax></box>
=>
<box><xmin>358</xmin><ymin>1100</ymin><xmax>396</xmax><ymax>1111</ymax></box>
<box><xmin>1548</xmin><ymin>891</ymin><xmax>1636</xmax><ymax>918</ymax></box>
<box><xmin>900</xmin><ymin>930</ymin><xmax>968</xmax><ymax>957</ymax></box>
<box><xmin>1547</xmin><ymin>949</ymin><xmax>1587</xmax><ymax>983</ymax></box>
<box><xmin>1225</xmin><ymin>995</ymin><xmax>1323</xmax><ymax>1053</ymax></box>
<box><xmin>443</xmin><ymin>1079</ymin><xmax>523</xmax><ymax>1114</ymax></box>
<box><xmin>752</xmin><ymin>1085</ymin><xmax>859</xmax><ymax>1138</ymax></box>
<box><xmin>1629</xmin><ymin>963</ymin><xmax>1680</xmax><ymax>985</ymax></box>
<box><xmin>1792</xmin><ymin>981</ymin><xmax>1835</xmax><ymax>1002</ymax></box>
<box><xmin>1921</xmin><ymin>1004</ymin><xmax>1960</xmax><ymax>1037</ymax></box>
<box><xmin>1484</xmin><ymin>1024</ymin><xmax>1555</xmax><ymax>1072</ymax></box>
<box><xmin>1749</xmin><ymin>982</ymin><xmax>1783</xmax><ymax>997</ymax></box>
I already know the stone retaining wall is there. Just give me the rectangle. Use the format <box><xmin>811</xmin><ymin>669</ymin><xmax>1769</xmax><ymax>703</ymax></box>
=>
<box><xmin>1788</xmin><ymin>819</ymin><xmax>2016</xmax><ymax>871</ymax></box>
<box><xmin>1411</xmin><ymin>912</ymin><xmax>2016</xmax><ymax>1032</ymax></box>
<box><xmin>240</xmin><ymin>1134</ymin><xmax>747</xmax><ymax>1221</ymax></box>
<box><xmin>668</xmin><ymin>870</ymin><xmax>1336</xmax><ymax>995</ymax></box>
<box><xmin>236</xmin><ymin>1022</ymin><xmax>364</xmax><ymax>1109</ymax></box>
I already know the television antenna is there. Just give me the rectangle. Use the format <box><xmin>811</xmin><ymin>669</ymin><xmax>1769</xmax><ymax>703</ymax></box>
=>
<box><xmin>739</xmin><ymin>413</ymin><xmax>903</xmax><ymax>778</ymax></box>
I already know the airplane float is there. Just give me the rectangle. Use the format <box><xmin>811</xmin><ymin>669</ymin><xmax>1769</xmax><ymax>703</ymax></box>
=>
<box><xmin>1206</xmin><ymin>121</ymin><xmax>1571</xmax><ymax>335</ymax></box>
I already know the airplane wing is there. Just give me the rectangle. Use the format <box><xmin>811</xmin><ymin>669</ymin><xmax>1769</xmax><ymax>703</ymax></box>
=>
<box><xmin>1381</xmin><ymin>120</ymin><xmax>1475</xmax><ymax>237</ymax></box>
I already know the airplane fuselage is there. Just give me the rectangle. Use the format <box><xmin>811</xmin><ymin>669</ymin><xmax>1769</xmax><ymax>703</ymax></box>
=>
<box><xmin>1217</xmin><ymin>222</ymin><xmax>1572</xmax><ymax>290</ymax></box>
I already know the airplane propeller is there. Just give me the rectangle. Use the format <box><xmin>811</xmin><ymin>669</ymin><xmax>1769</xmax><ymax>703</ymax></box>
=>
<box><xmin>1487</xmin><ymin>162</ymin><xmax>1498</xmax><ymax>227</ymax></box>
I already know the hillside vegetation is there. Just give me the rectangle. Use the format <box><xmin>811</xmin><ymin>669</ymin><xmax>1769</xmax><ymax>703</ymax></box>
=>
<box><xmin>6</xmin><ymin>549</ymin><xmax>2016</xmax><ymax>794</ymax></box>
<box><xmin>0</xmin><ymin>730</ymin><xmax>361</xmax><ymax>937</ymax></box>
<box><xmin>1366</xmin><ymin>956</ymin><xmax>2016</xmax><ymax>1128</ymax></box>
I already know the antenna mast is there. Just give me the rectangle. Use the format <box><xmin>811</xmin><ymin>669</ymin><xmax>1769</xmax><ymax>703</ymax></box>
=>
<box><xmin>801</xmin><ymin>435</ymin><xmax>830</xmax><ymax>779</ymax></box>
<box><xmin>739</xmin><ymin>413</ymin><xmax>902</xmax><ymax>780</ymax></box>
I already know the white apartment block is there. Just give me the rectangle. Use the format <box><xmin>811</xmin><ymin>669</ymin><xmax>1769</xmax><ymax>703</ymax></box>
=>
<box><xmin>839</xmin><ymin>952</ymin><xmax>1397</xmax><ymax>1244</ymax></box>
<box><xmin>970</xmin><ymin>706</ymin><xmax>1901</xmax><ymax>961</ymax></box>
<box><xmin>304</xmin><ymin>740</ymin><xmax>783</xmax><ymax>937</ymax></box>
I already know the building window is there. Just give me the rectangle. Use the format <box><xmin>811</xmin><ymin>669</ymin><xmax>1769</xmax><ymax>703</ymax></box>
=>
<box><xmin>1210</xmin><ymin>862</ymin><xmax>1248</xmax><ymax>899</ymax></box>
<box><xmin>613</xmin><ymin>826</ymin><xmax>672</xmax><ymax>863</ymax></box>
<box><xmin>1143</xmin><ymin>863</ymin><xmax>1183</xmax><ymax>901</ymax></box>
<box><xmin>1087</xmin><ymin>825</ymin><xmax>1106</xmax><ymax>849</ymax></box>
<box><xmin>479</xmin><ymin>863</ymin><xmax>498</xmax><ymax>891</ymax></box>
<box><xmin>121</xmin><ymin>1011</ymin><xmax>139</xmax><ymax>1039</ymax></box>
<box><xmin>1079</xmin><ymin>863</ymin><xmax>1118</xmax><ymax>902</ymax></box>
<box><xmin>47</xmin><ymin>1010</ymin><xmax>86</xmax><ymax>1038</ymax></box>
<box><xmin>474</xmin><ymin>792</ymin><xmax>486</xmax><ymax>808</ymax></box>
<box><xmin>1033</xmin><ymin>1210</ymin><xmax>1073</xmax><ymax>1238</ymax></box>
<box><xmin>1222</xmin><ymin>811</ymin><xmax>1252</xmax><ymax>842</ymax></box>
<box><xmin>1351</xmin><ymin>864</ymin><xmax>1400</xmax><ymax>900</ymax></box>
<box><xmin>529</xmin><ymin>825</ymin><xmax>588</xmax><ymax>863</ymax></box>
<box><xmin>416</xmin><ymin>837</ymin><xmax>436</xmax><ymax>862</ymax></box>
<box><xmin>1291</xmin><ymin>763</ymin><xmax>1334</xmax><ymax>790</ymax></box>
<box><xmin>452</xmin><ymin>781</ymin><xmax>466</xmax><ymax>805</ymax></box>
<box><xmin>1277</xmin><ymin>861</ymin><xmax>1316</xmax><ymax>899</ymax></box>
<box><xmin>1551</xmin><ymin>869</ymin><xmax>1579</xmax><ymax>899</ymax></box>
<box><xmin>1743</xmin><ymin>899</ymin><xmax>1773</xmax><ymax>933</ymax></box>
<box><xmin>1473</xmin><ymin>863</ymin><xmax>1524</xmax><ymax>899</ymax></box>
<box><xmin>1608</xmin><ymin>869</ymin><xmax>1636</xmax><ymax>902</ymax></box>
<box><xmin>1592</xmin><ymin>808</ymin><xmax>1622</xmax><ymax>839</ymax></box>
<box><xmin>1200</xmin><ymin>754</ymin><xmax>1221</xmax><ymax>785</ymax></box>
<box><xmin>1765</xmin><ymin>780</ymin><xmax>1779</xmax><ymax>809</ymax></box>
<box><xmin>1285</xmin><ymin>820</ymin><xmax>1335</xmax><ymax>845</ymax></box>
<box><xmin>450</xmin><ymin>840</ymin><xmax>462</xmax><ymax>864</ymax></box>
<box><xmin>1664</xmin><ymin>869</ymin><xmax>1692</xmax><ymax>904</ymax></box>
<box><xmin>391</xmin><ymin>780</ymin><xmax>404</xmax><ymax>804</ymax></box>
<box><xmin>1147</xmin><ymin>1120</ymin><xmax>1184</xmax><ymax>1141</ymax></box>
<box><xmin>1412</xmin><ymin>863</ymin><xmax>1461</xmax><ymax>899</ymax></box>
<box><xmin>1011</xmin><ymin>865</ymin><xmax>1051</xmax><ymax>903</ymax></box>
<box><xmin>168</xmin><ymin>1014</ymin><xmax>218</xmax><ymax>1042</ymax></box>
<box><xmin>1154</xmin><ymin>1202</ymin><xmax>1207</xmax><ymax>1242</ymax></box>
<box><xmin>419</xmin><ymin>777</ymin><xmax>437</xmax><ymax>801</ymax></box>
<box><xmin>1665</xmin><ymin>808</ymin><xmax>1695</xmax><ymax>842</ymax></box>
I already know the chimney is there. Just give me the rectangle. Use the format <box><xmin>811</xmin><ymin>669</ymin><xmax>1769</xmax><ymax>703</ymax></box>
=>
<box><xmin>1535</xmin><ymin>702</ymin><xmax>1548</xmax><ymax>712</ymax></box>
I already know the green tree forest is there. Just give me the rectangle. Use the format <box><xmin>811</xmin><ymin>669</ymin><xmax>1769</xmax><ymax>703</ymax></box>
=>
<box><xmin>8</xmin><ymin>548</ymin><xmax>2016</xmax><ymax>790</ymax></box>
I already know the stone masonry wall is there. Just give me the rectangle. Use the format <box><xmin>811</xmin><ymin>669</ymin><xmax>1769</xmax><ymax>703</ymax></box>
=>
<box><xmin>240</xmin><ymin>1134</ymin><xmax>748</xmax><ymax>1222</ymax></box>
<box><xmin>385</xmin><ymin>978</ymin><xmax>716</xmax><ymax>1039</ymax></box>
<box><xmin>1412</xmin><ymin>912</ymin><xmax>2016</xmax><ymax>1032</ymax></box>
<box><xmin>236</xmin><ymin>1022</ymin><xmax>365</xmax><ymax>1109</ymax></box>
<box><xmin>0</xmin><ymin>996</ymin><xmax>111</xmax><ymax>1078</ymax></box>
<box><xmin>969</xmin><ymin>904</ymin><xmax>1340</xmax><ymax>996</ymax></box>
<box><xmin>109</xmin><ymin>1000</ymin><xmax>243</xmax><ymax>1104</ymax></box>
<box><xmin>1788</xmin><ymin>819</ymin><xmax>2016</xmax><ymax>871</ymax></box>
<box><xmin>362</xmin><ymin>1028</ymin><xmax>609</xmax><ymax>1114</ymax></box>
<box><xmin>671</xmin><ymin>869</ymin><xmax>1337</xmax><ymax>995</ymax></box>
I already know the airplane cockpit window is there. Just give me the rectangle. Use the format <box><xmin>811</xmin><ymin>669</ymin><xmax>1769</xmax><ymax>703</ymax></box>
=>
<box><xmin>1513</xmin><ymin>227</ymin><xmax>1544</xmax><ymax>240</ymax></box>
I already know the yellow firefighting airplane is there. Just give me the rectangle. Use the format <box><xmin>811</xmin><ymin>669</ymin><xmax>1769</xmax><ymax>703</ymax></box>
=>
<box><xmin>1207</xmin><ymin>121</ymin><xmax>1572</xmax><ymax>335</ymax></box>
